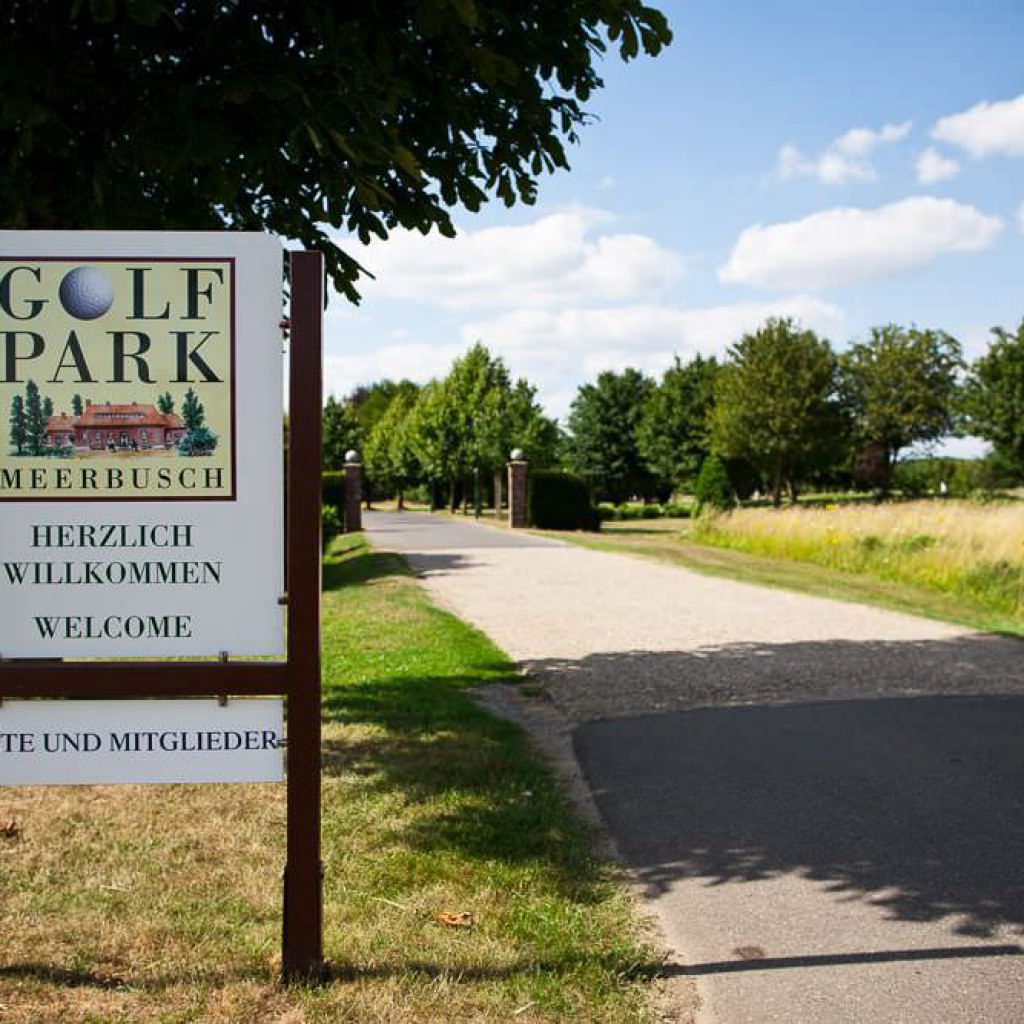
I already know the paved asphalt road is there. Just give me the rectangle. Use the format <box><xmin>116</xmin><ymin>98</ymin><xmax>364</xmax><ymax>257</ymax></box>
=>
<box><xmin>364</xmin><ymin>510</ymin><xmax>1024</xmax><ymax>1023</ymax></box>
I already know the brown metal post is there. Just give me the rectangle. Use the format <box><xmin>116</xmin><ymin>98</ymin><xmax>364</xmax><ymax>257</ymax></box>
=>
<box><xmin>282</xmin><ymin>251</ymin><xmax>324</xmax><ymax>981</ymax></box>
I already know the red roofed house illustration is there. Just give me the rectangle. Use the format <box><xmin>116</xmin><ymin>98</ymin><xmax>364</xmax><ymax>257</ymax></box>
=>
<box><xmin>45</xmin><ymin>400</ymin><xmax>187</xmax><ymax>452</ymax></box>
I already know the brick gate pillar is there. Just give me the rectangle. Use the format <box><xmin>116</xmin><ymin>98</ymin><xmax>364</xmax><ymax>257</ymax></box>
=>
<box><xmin>343</xmin><ymin>451</ymin><xmax>363</xmax><ymax>532</ymax></box>
<box><xmin>507</xmin><ymin>450</ymin><xmax>528</xmax><ymax>529</ymax></box>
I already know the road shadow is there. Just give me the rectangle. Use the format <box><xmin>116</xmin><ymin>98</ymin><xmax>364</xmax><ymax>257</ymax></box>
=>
<box><xmin>557</xmin><ymin>639</ymin><xmax>1024</xmax><ymax>938</ymax></box>
<box><xmin>524</xmin><ymin>633</ymin><xmax>1024</xmax><ymax>722</ymax></box>
<box><xmin>404</xmin><ymin>551</ymin><xmax>476</xmax><ymax>576</ymax></box>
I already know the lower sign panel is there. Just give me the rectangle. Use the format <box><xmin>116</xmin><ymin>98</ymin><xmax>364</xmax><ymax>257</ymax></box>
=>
<box><xmin>0</xmin><ymin>698</ymin><xmax>284</xmax><ymax>785</ymax></box>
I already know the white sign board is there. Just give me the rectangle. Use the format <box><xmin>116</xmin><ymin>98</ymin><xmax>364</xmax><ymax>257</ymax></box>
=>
<box><xmin>0</xmin><ymin>231</ymin><xmax>284</xmax><ymax>658</ymax></box>
<box><xmin>0</xmin><ymin>699</ymin><xmax>284</xmax><ymax>785</ymax></box>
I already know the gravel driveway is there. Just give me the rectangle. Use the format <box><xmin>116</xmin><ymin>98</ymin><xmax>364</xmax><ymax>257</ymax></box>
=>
<box><xmin>364</xmin><ymin>510</ymin><xmax>1024</xmax><ymax>1024</ymax></box>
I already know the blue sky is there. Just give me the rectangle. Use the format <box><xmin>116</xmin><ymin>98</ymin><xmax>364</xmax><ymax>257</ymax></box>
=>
<box><xmin>324</xmin><ymin>1</ymin><xmax>1024</xmax><ymax>456</ymax></box>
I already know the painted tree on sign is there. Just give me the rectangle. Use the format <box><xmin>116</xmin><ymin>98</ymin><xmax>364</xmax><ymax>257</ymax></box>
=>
<box><xmin>8</xmin><ymin>394</ymin><xmax>26</xmax><ymax>454</ymax></box>
<box><xmin>157</xmin><ymin>392</ymin><xmax>175</xmax><ymax>415</ymax></box>
<box><xmin>181</xmin><ymin>388</ymin><xmax>206</xmax><ymax>431</ymax></box>
<box><xmin>24</xmin><ymin>380</ymin><xmax>46</xmax><ymax>455</ymax></box>
<box><xmin>72</xmin><ymin>393</ymin><xmax>84</xmax><ymax>417</ymax></box>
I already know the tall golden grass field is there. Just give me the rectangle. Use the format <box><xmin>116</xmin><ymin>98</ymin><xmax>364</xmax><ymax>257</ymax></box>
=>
<box><xmin>694</xmin><ymin>500</ymin><xmax>1024</xmax><ymax>617</ymax></box>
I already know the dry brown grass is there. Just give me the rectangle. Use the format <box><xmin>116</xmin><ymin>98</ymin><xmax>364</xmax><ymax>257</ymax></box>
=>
<box><xmin>695</xmin><ymin>500</ymin><xmax>1024</xmax><ymax>618</ymax></box>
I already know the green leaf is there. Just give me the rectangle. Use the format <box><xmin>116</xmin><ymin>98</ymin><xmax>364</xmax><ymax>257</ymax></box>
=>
<box><xmin>89</xmin><ymin>0</ymin><xmax>116</xmax><ymax>22</ymax></box>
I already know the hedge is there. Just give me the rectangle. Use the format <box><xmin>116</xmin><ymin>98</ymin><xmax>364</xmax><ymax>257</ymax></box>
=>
<box><xmin>322</xmin><ymin>471</ymin><xmax>346</xmax><ymax>531</ymax></box>
<box><xmin>529</xmin><ymin>470</ymin><xmax>600</xmax><ymax>531</ymax></box>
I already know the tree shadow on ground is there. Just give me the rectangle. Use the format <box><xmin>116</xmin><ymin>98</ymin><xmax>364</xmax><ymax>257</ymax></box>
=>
<box><xmin>549</xmin><ymin>637</ymin><xmax>1024</xmax><ymax>939</ymax></box>
<box><xmin>321</xmin><ymin>667</ymin><xmax>615</xmax><ymax>901</ymax></box>
<box><xmin>322</xmin><ymin>546</ymin><xmax>410</xmax><ymax>589</ymax></box>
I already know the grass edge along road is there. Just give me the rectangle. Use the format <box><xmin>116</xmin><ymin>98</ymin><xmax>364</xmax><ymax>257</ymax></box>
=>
<box><xmin>539</xmin><ymin>508</ymin><xmax>1024</xmax><ymax>639</ymax></box>
<box><xmin>0</xmin><ymin>535</ymin><xmax>669</xmax><ymax>1023</ymax></box>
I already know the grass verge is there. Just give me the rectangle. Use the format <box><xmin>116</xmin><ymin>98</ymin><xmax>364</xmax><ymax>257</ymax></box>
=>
<box><xmin>0</xmin><ymin>535</ymin><xmax>663</xmax><ymax>1022</ymax></box>
<box><xmin>543</xmin><ymin>516</ymin><xmax>1024</xmax><ymax>638</ymax></box>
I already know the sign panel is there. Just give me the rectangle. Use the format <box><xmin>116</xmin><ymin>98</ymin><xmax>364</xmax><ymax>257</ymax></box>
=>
<box><xmin>0</xmin><ymin>699</ymin><xmax>284</xmax><ymax>785</ymax></box>
<box><xmin>0</xmin><ymin>232</ymin><xmax>284</xmax><ymax>658</ymax></box>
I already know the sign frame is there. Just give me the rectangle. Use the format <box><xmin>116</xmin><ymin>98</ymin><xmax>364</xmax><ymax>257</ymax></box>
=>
<box><xmin>0</xmin><ymin>249</ymin><xmax>324</xmax><ymax>981</ymax></box>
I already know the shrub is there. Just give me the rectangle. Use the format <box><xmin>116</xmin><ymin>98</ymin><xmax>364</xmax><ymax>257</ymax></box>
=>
<box><xmin>529</xmin><ymin>470</ymin><xmax>599</xmax><ymax>531</ymax></box>
<box><xmin>322</xmin><ymin>504</ymin><xmax>342</xmax><ymax>551</ymax></box>
<box><xmin>694</xmin><ymin>456</ymin><xmax>735</xmax><ymax>513</ymax></box>
<box><xmin>597</xmin><ymin>501</ymin><xmax>692</xmax><ymax>522</ymax></box>
<box><xmin>177</xmin><ymin>426</ymin><xmax>218</xmax><ymax>455</ymax></box>
<box><xmin>322</xmin><ymin>470</ymin><xmax>346</xmax><ymax>509</ymax></box>
<box><xmin>662</xmin><ymin>502</ymin><xmax>692</xmax><ymax>519</ymax></box>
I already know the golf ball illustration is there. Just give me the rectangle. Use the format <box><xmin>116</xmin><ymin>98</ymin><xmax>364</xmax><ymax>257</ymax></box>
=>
<box><xmin>59</xmin><ymin>266</ymin><xmax>114</xmax><ymax>319</ymax></box>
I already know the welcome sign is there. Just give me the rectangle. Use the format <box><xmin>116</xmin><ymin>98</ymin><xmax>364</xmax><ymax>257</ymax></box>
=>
<box><xmin>0</xmin><ymin>232</ymin><xmax>284</xmax><ymax>659</ymax></box>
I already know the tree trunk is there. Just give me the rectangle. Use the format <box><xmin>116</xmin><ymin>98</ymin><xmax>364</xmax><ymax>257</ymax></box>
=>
<box><xmin>448</xmin><ymin>478</ymin><xmax>456</xmax><ymax>513</ymax></box>
<box><xmin>772</xmin><ymin>464</ymin><xmax>783</xmax><ymax>507</ymax></box>
<box><xmin>494</xmin><ymin>469</ymin><xmax>503</xmax><ymax>513</ymax></box>
<box><xmin>397</xmin><ymin>487</ymin><xmax>405</xmax><ymax>511</ymax></box>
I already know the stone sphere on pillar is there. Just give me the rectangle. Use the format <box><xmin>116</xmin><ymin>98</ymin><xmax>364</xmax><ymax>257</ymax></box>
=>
<box><xmin>510</xmin><ymin>448</ymin><xmax>525</xmax><ymax>462</ymax></box>
<box><xmin>344</xmin><ymin>450</ymin><xmax>360</xmax><ymax>464</ymax></box>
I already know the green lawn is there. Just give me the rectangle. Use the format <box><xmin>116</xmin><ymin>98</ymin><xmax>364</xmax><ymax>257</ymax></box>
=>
<box><xmin>0</xmin><ymin>535</ymin><xmax>665</xmax><ymax>1023</ymax></box>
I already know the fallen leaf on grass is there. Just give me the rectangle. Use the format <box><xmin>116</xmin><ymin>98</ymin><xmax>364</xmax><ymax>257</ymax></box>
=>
<box><xmin>434</xmin><ymin>911</ymin><xmax>474</xmax><ymax>928</ymax></box>
<box><xmin>0</xmin><ymin>819</ymin><xmax>20</xmax><ymax>838</ymax></box>
<box><xmin>732</xmin><ymin>945</ymin><xmax>765</xmax><ymax>960</ymax></box>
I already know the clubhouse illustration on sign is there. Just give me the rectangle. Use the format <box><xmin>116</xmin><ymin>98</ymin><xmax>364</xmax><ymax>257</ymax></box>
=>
<box><xmin>1</xmin><ymin>257</ymin><xmax>235</xmax><ymax>501</ymax></box>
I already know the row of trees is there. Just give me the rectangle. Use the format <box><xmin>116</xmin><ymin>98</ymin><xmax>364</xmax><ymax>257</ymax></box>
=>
<box><xmin>565</xmin><ymin>318</ymin><xmax>1024</xmax><ymax>506</ymax></box>
<box><xmin>323</xmin><ymin>317</ymin><xmax>1024</xmax><ymax>512</ymax></box>
<box><xmin>323</xmin><ymin>344</ymin><xmax>557</xmax><ymax>510</ymax></box>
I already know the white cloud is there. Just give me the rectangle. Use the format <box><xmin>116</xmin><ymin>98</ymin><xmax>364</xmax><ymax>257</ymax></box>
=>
<box><xmin>932</xmin><ymin>93</ymin><xmax>1024</xmax><ymax>158</ymax></box>
<box><xmin>915</xmin><ymin>147</ymin><xmax>960</xmax><ymax>184</ymax></box>
<box><xmin>833</xmin><ymin>121</ymin><xmax>913</xmax><ymax>157</ymax></box>
<box><xmin>323</xmin><ymin>296</ymin><xmax>845</xmax><ymax>421</ymax></box>
<box><xmin>324</xmin><ymin>341</ymin><xmax>465</xmax><ymax>399</ymax></box>
<box><xmin>775</xmin><ymin>121</ymin><xmax>912</xmax><ymax>185</ymax></box>
<box><xmin>719</xmin><ymin>196</ymin><xmax>1002</xmax><ymax>291</ymax></box>
<box><xmin>459</xmin><ymin>296</ymin><xmax>845</xmax><ymax>420</ymax></box>
<box><xmin>352</xmin><ymin>207</ymin><xmax>683</xmax><ymax>309</ymax></box>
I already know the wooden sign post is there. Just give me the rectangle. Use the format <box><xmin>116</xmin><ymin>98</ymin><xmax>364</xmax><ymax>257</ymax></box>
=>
<box><xmin>281</xmin><ymin>250</ymin><xmax>324</xmax><ymax>979</ymax></box>
<box><xmin>0</xmin><ymin>243</ymin><xmax>324</xmax><ymax>981</ymax></box>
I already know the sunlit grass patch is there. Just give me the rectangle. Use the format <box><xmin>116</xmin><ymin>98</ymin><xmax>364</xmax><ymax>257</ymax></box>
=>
<box><xmin>693</xmin><ymin>500</ymin><xmax>1024</xmax><ymax>619</ymax></box>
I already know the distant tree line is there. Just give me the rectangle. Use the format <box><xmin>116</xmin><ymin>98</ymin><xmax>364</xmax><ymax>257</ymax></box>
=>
<box><xmin>321</xmin><ymin>343</ymin><xmax>558</xmax><ymax>513</ymax></box>
<box><xmin>320</xmin><ymin>317</ymin><xmax>1024</xmax><ymax>513</ymax></box>
<box><xmin>565</xmin><ymin>317</ymin><xmax>1024</xmax><ymax>507</ymax></box>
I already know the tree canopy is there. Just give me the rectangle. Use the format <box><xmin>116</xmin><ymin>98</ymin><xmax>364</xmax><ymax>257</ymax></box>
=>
<box><xmin>711</xmin><ymin>318</ymin><xmax>842</xmax><ymax>505</ymax></box>
<box><xmin>962</xmin><ymin>319</ymin><xmax>1024</xmax><ymax>482</ymax></box>
<box><xmin>841</xmin><ymin>324</ymin><xmax>962</xmax><ymax>493</ymax></box>
<box><xmin>321</xmin><ymin>395</ymin><xmax>361</xmax><ymax>470</ymax></box>
<box><xmin>637</xmin><ymin>354</ymin><xmax>718</xmax><ymax>493</ymax></box>
<box><xmin>567</xmin><ymin>368</ymin><xmax>655</xmax><ymax>504</ymax></box>
<box><xmin>2</xmin><ymin>1</ymin><xmax>671</xmax><ymax>299</ymax></box>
